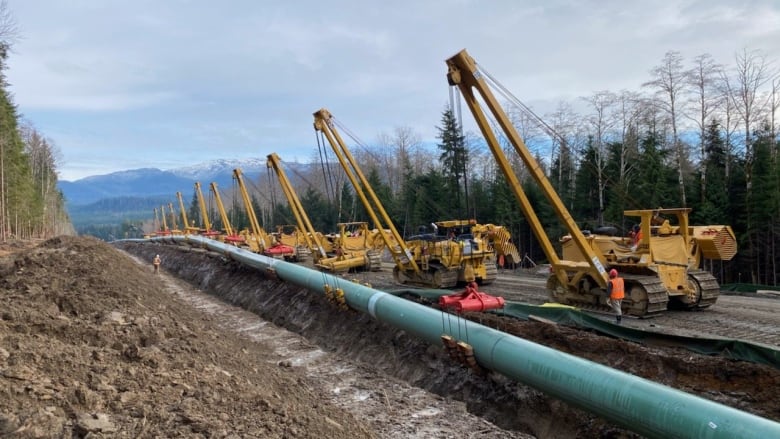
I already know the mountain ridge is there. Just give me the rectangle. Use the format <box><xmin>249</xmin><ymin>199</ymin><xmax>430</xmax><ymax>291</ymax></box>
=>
<box><xmin>60</xmin><ymin>157</ymin><xmax>317</xmax><ymax>234</ymax></box>
<box><xmin>58</xmin><ymin>157</ymin><xmax>292</xmax><ymax>206</ymax></box>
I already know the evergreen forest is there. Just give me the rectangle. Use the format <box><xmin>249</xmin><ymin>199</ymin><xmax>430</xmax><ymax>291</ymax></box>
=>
<box><xmin>0</xmin><ymin>7</ymin><xmax>71</xmax><ymax>241</ymax></box>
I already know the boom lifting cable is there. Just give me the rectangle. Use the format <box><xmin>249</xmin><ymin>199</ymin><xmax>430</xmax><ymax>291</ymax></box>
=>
<box><xmin>207</xmin><ymin>191</ymin><xmax>217</xmax><ymax>229</ymax></box>
<box><xmin>230</xmin><ymin>176</ymin><xmax>241</xmax><ymax>231</ymax></box>
<box><xmin>448</xmin><ymin>82</ymin><xmax>472</xmax><ymax>218</ymax></box>
<box><xmin>261</xmin><ymin>171</ymin><xmax>301</xmax><ymax>228</ymax></box>
<box><xmin>330</xmin><ymin>116</ymin><xmax>405</xmax><ymax>227</ymax></box>
<box><xmin>267</xmin><ymin>169</ymin><xmax>279</xmax><ymax>226</ymax></box>
<box><xmin>331</xmin><ymin>117</ymin><xmax>386</xmax><ymax>166</ymax></box>
<box><xmin>475</xmin><ymin>62</ymin><xmax>645</xmax><ymax>213</ymax></box>
<box><xmin>244</xmin><ymin>173</ymin><xmax>296</xmax><ymax>230</ymax></box>
<box><xmin>269</xmin><ymin>157</ymin><xmax>337</xmax><ymax>227</ymax></box>
<box><xmin>315</xmin><ymin>130</ymin><xmax>338</xmax><ymax>204</ymax></box>
<box><xmin>327</xmin><ymin>115</ymin><xmax>376</xmax><ymax>220</ymax></box>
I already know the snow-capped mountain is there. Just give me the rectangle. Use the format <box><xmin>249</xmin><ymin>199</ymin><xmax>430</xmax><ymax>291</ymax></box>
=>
<box><xmin>59</xmin><ymin>157</ymin><xmax>315</xmax><ymax>207</ymax></box>
<box><xmin>168</xmin><ymin>158</ymin><xmax>268</xmax><ymax>181</ymax></box>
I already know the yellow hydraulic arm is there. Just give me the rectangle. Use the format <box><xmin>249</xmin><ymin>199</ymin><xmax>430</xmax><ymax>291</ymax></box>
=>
<box><xmin>194</xmin><ymin>182</ymin><xmax>214</xmax><ymax>232</ymax></box>
<box><xmin>160</xmin><ymin>205</ymin><xmax>170</xmax><ymax>233</ymax></box>
<box><xmin>313</xmin><ymin>108</ymin><xmax>419</xmax><ymax>273</ymax></box>
<box><xmin>153</xmin><ymin>208</ymin><xmax>160</xmax><ymax>234</ymax></box>
<box><xmin>210</xmin><ymin>182</ymin><xmax>240</xmax><ymax>240</ymax></box>
<box><xmin>233</xmin><ymin>168</ymin><xmax>276</xmax><ymax>252</ymax></box>
<box><xmin>167</xmin><ymin>202</ymin><xmax>183</xmax><ymax>234</ymax></box>
<box><xmin>176</xmin><ymin>191</ymin><xmax>199</xmax><ymax>234</ymax></box>
<box><xmin>445</xmin><ymin>49</ymin><xmax>608</xmax><ymax>289</ymax></box>
<box><xmin>266</xmin><ymin>153</ymin><xmax>329</xmax><ymax>261</ymax></box>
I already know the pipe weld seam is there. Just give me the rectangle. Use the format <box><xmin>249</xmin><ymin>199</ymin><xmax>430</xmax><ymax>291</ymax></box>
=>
<box><xmin>367</xmin><ymin>292</ymin><xmax>387</xmax><ymax>319</ymax></box>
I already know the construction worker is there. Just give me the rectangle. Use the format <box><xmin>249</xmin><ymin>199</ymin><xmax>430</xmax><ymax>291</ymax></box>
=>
<box><xmin>630</xmin><ymin>224</ymin><xmax>642</xmax><ymax>252</ymax></box>
<box><xmin>153</xmin><ymin>254</ymin><xmax>161</xmax><ymax>274</ymax></box>
<box><xmin>606</xmin><ymin>268</ymin><xmax>625</xmax><ymax>324</ymax></box>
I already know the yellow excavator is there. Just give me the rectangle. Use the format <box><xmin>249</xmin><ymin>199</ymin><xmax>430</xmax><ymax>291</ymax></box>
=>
<box><xmin>266</xmin><ymin>152</ymin><xmax>382</xmax><ymax>272</ymax></box>
<box><xmin>313</xmin><ymin>108</ymin><xmax>498</xmax><ymax>288</ymax></box>
<box><xmin>445</xmin><ymin>49</ymin><xmax>737</xmax><ymax>316</ymax></box>
<box><xmin>233</xmin><ymin>168</ymin><xmax>297</xmax><ymax>261</ymax></box>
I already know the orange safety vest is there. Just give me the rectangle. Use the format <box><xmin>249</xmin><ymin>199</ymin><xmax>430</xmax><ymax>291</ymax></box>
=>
<box><xmin>609</xmin><ymin>278</ymin><xmax>625</xmax><ymax>300</ymax></box>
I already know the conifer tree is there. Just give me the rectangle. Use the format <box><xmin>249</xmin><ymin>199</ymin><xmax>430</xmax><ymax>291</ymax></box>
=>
<box><xmin>436</xmin><ymin>109</ymin><xmax>468</xmax><ymax>217</ymax></box>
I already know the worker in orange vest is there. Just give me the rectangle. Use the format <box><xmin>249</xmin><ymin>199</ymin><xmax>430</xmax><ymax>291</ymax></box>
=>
<box><xmin>629</xmin><ymin>224</ymin><xmax>644</xmax><ymax>252</ymax></box>
<box><xmin>607</xmin><ymin>269</ymin><xmax>625</xmax><ymax>324</ymax></box>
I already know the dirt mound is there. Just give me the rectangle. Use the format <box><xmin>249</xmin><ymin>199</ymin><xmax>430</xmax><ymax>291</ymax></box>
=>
<box><xmin>0</xmin><ymin>236</ymin><xmax>373</xmax><ymax>438</ymax></box>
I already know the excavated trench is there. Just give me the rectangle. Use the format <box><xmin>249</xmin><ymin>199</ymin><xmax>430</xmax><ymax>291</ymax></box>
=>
<box><xmin>117</xmin><ymin>241</ymin><xmax>780</xmax><ymax>439</ymax></box>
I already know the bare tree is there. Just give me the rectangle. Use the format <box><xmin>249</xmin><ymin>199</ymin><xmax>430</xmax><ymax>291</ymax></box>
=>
<box><xmin>376</xmin><ymin>126</ymin><xmax>422</xmax><ymax>195</ymax></box>
<box><xmin>464</xmin><ymin>130</ymin><xmax>494</xmax><ymax>182</ymax></box>
<box><xmin>720</xmin><ymin>48</ymin><xmax>772</xmax><ymax>190</ymax></box>
<box><xmin>0</xmin><ymin>0</ymin><xmax>18</xmax><ymax>62</ymax></box>
<box><xmin>612</xmin><ymin>90</ymin><xmax>644</xmax><ymax>189</ymax></box>
<box><xmin>714</xmin><ymin>84</ymin><xmax>739</xmax><ymax>180</ymax></box>
<box><xmin>770</xmin><ymin>75</ymin><xmax>780</xmax><ymax>156</ymax></box>
<box><xmin>643</xmin><ymin>50</ymin><xmax>690</xmax><ymax>206</ymax></box>
<box><xmin>504</xmin><ymin>102</ymin><xmax>543</xmax><ymax>179</ymax></box>
<box><xmin>685</xmin><ymin>54</ymin><xmax>723</xmax><ymax>198</ymax></box>
<box><xmin>582</xmin><ymin>91</ymin><xmax>617</xmax><ymax>223</ymax></box>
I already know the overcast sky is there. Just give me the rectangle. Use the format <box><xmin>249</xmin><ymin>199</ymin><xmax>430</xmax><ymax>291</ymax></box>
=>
<box><xmin>6</xmin><ymin>0</ymin><xmax>780</xmax><ymax>181</ymax></box>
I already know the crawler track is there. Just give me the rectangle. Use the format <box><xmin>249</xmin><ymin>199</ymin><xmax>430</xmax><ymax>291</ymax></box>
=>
<box><xmin>482</xmin><ymin>270</ymin><xmax>780</xmax><ymax>348</ymax></box>
<box><xmin>365</xmin><ymin>249</ymin><xmax>382</xmax><ymax>272</ymax></box>
<box><xmin>393</xmin><ymin>263</ymin><xmax>460</xmax><ymax>288</ymax></box>
<box><xmin>689</xmin><ymin>269</ymin><xmax>720</xmax><ymax>309</ymax></box>
<box><xmin>623</xmin><ymin>274</ymin><xmax>669</xmax><ymax>316</ymax></box>
<box><xmin>480</xmin><ymin>262</ymin><xmax>498</xmax><ymax>284</ymax></box>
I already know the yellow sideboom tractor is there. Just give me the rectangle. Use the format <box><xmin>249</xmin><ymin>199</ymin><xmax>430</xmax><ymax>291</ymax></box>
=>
<box><xmin>558</xmin><ymin>208</ymin><xmax>736</xmax><ymax>316</ymax></box>
<box><xmin>446</xmin><ymin>48</ymin><xmax>737</xmax><ymax>317</ymax></box>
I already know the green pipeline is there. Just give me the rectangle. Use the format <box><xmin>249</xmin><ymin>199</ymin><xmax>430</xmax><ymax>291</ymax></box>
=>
<box><xmin>150</xmin><ymin>235</ymin><xmax>780</xmax><ymax>439</ymax></box>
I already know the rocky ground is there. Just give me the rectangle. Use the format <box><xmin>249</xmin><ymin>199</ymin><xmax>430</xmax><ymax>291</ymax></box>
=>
<box><xmin>2</xmin><ymin>236</ymin><xmax>780</xmax><ymax>438</ymax></box>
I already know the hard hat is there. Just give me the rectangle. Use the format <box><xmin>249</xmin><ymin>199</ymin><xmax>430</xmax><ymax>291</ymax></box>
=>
<box><xmin>609</xmin><ymin>269</ymin><xmax>618</xmax><ymax>278</ymax></box>
<box><xmin>156</xmin><ymin>254</ymin><xmax>160</xmax><ymax>257</ymax></box>
<box><xmin>632</xmin><ymin>224</ymin><xmax>640</xmax><ymax>232</ymax></box>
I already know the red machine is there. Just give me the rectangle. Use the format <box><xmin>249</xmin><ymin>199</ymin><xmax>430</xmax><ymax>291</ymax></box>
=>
<box><xmin>263</xmin><ymin>243</ymin><xmax>296</xmax><ymax>259</ymax></box>
<box><xmin>439</xmin><ymin>282</ymin><xmax>505</xmax><ymax>313</ymax></box>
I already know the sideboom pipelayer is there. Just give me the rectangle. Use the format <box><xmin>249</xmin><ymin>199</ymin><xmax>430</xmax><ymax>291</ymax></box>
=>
<box><xmin>445</xmin><ymin>49</ymin><xmax>737</xmax><ymax>317</ymax></box>
<box><xmin>313</xmin><ymin>108</ymin><xmax>504</xmax><ymax>289</ymax></box>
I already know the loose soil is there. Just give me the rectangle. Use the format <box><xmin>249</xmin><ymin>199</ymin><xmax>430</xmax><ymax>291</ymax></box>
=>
<box><xmin>3</xmin><ymin>236</ymin><xmax>780</xmax><ymax>438</ymax></box>
<box><xmin>0</xmin><ymin>236</ymin><xmax>372</xmax><ymax>438</ymax></box>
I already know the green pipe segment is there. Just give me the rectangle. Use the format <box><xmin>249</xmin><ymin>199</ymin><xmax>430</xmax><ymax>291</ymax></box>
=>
<box><xmin>143</xmin><ymin>235</ymin><xmax>780</xmax><ymax>439</ymax></box>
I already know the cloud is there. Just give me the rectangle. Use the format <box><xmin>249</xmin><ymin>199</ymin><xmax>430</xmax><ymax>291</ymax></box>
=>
<box><xmin>5</xmin><ymin>0</ymin><xmax>780</xmax><ymax>180</ymax></box>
